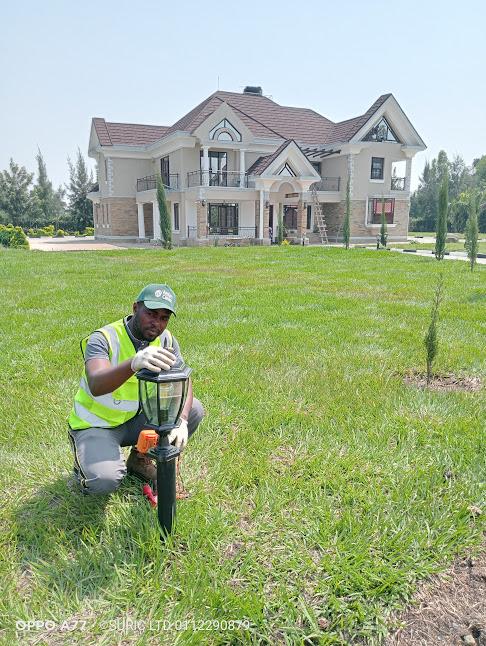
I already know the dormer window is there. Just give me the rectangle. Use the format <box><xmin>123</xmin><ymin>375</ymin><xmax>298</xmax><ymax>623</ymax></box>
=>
<box><xmin>209</xmin><ymin>119</ymin><xmax>242</xmax><ymax>142</ymax></box>
<box><xmin>363</xmin><ymin>117</ymin><xmax>400</xmax><ymax>143</ymax></box>
<box><xmin>277</xmin><ymin>163</ymin><xmax>296</xmax><ymax>177</ymax></box>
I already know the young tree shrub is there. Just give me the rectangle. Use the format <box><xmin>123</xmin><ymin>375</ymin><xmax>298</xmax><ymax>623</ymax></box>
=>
<box><xmin>82</xmin><ymin>227</ymin><xmax>94</xmax><ymax>236</ymax></box>
<box><xmin>157</xmin><ymin>172</ymin><xmax>172</xmax><ymax>249</ymax></box>
<box><xmin>380</xmin><ymin>197</ymin><xmax>388</xmax><ymax>248</ymax></box>
<box><xmin>342</xmin><ymin>177</ymin><xmax>350</xmax><ymax>249</ymax></box>
<box><xmin>277</xmin><ymin>208</ymin><xmax>283</xmax><ymax>246</ymax></box>
<box><xmin>10</xmin><ymin>226</ymin><xmax>30</xmax><ymax>249</ymax></box>
<box><xmin>434</xmin><ymin>175</ymin><xmax>448</xmax><ymax>260</ymax></box>
<box><xmin>0</xmin><ymin>224</ymin><xmax>14</xmax><ymax>247</ymax></box>
<box><xmin>424</xmin><ymin>273</ymin><xmax>443</xmax><ymax>386</ymax></box>
<box><xmin>464</xmin><ymin>190</ymin><xmax>479</xmax><ymax>272</ymax></box>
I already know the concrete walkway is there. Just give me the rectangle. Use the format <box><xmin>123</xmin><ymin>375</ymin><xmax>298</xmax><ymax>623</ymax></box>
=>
<box><xmin>28</xmin><ymin>236</ymin><xmax>155</xmax><ymax>251</ymax></box>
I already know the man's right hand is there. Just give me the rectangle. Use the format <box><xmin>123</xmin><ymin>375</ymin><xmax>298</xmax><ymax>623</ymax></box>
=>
<box><xmin>131</xmin><ymin>346</ymin><xmax>175</xmax><ymax>373</ymax></box>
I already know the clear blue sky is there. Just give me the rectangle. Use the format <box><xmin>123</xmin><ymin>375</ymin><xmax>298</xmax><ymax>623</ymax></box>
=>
<box><xmin>1</xmin><ymin>0</ymin><xmax>484</xmax><ymax>192</ymax></box>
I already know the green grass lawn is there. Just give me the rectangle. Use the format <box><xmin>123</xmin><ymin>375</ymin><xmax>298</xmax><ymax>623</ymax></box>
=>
<box><xmin>388</xmin><ymin>241</ymin><xmax>486</xmax><ymax>253</ymax></box>
<box><xmin>1</xmin><ymin>246</ymin><xmax>485</xmax><ymax>645</ymax></box>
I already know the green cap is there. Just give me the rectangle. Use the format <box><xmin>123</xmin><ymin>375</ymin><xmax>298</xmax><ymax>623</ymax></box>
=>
<box><xmin>136</xmin><ymin>284</ymin><xmax>177</xmax><ymax>315</ymax></box>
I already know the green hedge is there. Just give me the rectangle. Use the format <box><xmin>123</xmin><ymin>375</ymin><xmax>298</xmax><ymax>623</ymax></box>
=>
<box><xmin>0</xmin><ymin>225</ymin><xmax>29</xmax><ymax>249</ymax></box>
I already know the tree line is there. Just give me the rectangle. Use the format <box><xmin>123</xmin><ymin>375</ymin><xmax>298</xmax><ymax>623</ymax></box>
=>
<box><xmin>0</xmin><ymin>149</ymin><xmax>95</xmax><ymax>233</ymax></box>
<box><xmin>410</xmin><ymin>151</ymin><xmax>486</xmax><ymax>232</ymax></box>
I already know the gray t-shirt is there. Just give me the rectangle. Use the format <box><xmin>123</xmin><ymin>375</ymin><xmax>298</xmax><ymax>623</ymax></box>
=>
<box><xmin>84</xmin><ymin>315</ymin><xmax>183</xmax><ymax>363</ymax></box>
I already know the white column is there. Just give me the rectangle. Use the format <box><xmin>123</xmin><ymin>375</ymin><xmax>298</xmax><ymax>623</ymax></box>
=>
<box><xmin>405</xmin><ymin>158</ymin><xmax>412</xmax><ymax>192</ymax></box>
<box><xmin>239</xmin><ymin>149</ymin><xmax>246</xmax><ymax>186</ymax></box>
<box><xmin>152</xmin><ymin>201</ymin><xmax>161</xmax><ymax>240</ymax></box>
<box><xmin>201</xmin><ymin>146</ymin><xmax>210</xmax><ymax>186</ymax></box>
<box><xmin>106</xmin><ymin>157</ymin><xmax>114</xmax><ymax>197</ymax></box>
<box><xmin>347</xmin><ymin>154</ymin><xmax>355</xmax><ymax>198</ymax></box>
<box><xmin>259</xmin><ymin>189</ymin><xmax>264</xmax><ymax>240</ymax></box>
<box><xmin>137</xmin><ymin>202</ymin><xmax>145</xmax><ymax>238</ymax></box>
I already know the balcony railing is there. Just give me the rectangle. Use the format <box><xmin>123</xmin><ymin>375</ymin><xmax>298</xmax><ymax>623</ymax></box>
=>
<box><xmin>391</xmin><ymin>176</ymin><xmax>406</xmax><ymax>191</ymax></box>
<box><xmin>187</xmin><ymin>170</ymin><xmax>248</xmax><ymax>188</ymax></box>
<box><xmin>136</xmin><ymin>174</ymin><xmax>179</xmax><ymax>192</ymax></box>
<box><xmin>310</xmin><ymin>177</ymin><xmax>341</xmax><ymax>192</ymax></box>
<box><xmin>187</xmin><ymin>226</ymin><xmax>257</xmax><ymax>238</ymax></box>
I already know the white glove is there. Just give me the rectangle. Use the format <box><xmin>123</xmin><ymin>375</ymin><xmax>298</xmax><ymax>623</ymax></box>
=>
<box><xmin>131</xmin><ymin>346</ymin><xmax>175</xmax><ymax>373</ymax></box>
<box><xmin>168</xmin><ymin>419</ymin><xmax>188</xmax><ymax>452</ymax></box>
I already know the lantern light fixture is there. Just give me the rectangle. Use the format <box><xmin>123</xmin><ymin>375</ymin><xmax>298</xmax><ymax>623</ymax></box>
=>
<box><xmin>136</xmin><ymin>357</ymin><xmax>192</xmax><ymax>537</ymax></box>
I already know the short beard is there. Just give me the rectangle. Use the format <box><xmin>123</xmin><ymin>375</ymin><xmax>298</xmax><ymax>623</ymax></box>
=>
<box><xmin>129</xmin><ymin>312</ymin><xmax>153</xmax><ymax>343</ymax></box>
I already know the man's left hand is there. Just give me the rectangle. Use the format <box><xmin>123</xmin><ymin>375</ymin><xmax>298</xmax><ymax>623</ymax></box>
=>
<box><xmin>168</xmin><ymin>419</ymin><xmax>188</xmax><ymax>451</ymax></box>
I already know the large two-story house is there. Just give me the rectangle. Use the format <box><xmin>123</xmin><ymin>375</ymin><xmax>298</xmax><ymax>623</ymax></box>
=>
<box><xmin>87</xmin><ymin>87</ymin><xmax>426</xmax><ymax>245</ymax></box>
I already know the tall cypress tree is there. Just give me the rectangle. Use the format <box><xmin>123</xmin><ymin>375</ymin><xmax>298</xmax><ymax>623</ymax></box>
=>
<box><xmin>434</xmin><ymin>176</ymin><xmax>448</xmax><ymax>260</ymax></box>
<box><xmin>342</xmin><ymin>177</ymin><xmax>350</xmax><ymax>249</ymax></box>
<box><xmin>380</xmin><ymin>197</ymin><xmax>388</xmax><ymax>248</ymax></box>
<box><xmin>277</xmin><ymin>207</ymin><xmax>283</xmax><ymax>245</ymax></box>
<box><xmin>157</xmin><ymin>172</ymin><xmax>172</xmax><ymax>249</ymax></box>
<box><xmin>464</xmin><ymin>190</ymin><xmax>479</xmax><ymax>272</ymax></box>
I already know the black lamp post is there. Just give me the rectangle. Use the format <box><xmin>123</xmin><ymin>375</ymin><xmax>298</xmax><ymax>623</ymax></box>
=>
<box><xmin>136</xmin><ymin>358</ymin><xmax>192</xmax><ymax>536</ymax></box>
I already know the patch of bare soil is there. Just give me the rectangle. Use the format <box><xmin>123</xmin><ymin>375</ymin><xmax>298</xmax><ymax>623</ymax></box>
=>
<box><xmin>386</xmin><ymin>547</ymin><xmax>486</xmax><ymax>646</ymax></box>
<box><xmin>402</xmin><ymin>371</ymin><xmax>482</xmax><ymax>393</ymax></box>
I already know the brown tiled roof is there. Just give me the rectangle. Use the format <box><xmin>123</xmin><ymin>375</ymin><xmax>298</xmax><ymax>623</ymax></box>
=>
<box><xmin>328</xmin><ymin>94</ymin><xmax>392</xmax><ymax>143</ymax></box>
<box><xmin>93</xmin><ymin>119</ymin><xmax>169</xmax><ymax>147</ymax></box>
<box><xmin>247</xmin><ymin>140</ymin><xmax>297</xmax><ymax>176</ymax></box>
<box><xmin>165</xmin><ymin>91</ymin><xmax>335</xmax><ymax>143</ymax></box>
<box><xmin>93</xmin><ymin>92</ymin><xmax>394</xmax><ymax>148</ymax></box>
<box><xmin>93</xmin><ymin>118</ymin><xmax>112</xmax><ymax>146</ymax></box>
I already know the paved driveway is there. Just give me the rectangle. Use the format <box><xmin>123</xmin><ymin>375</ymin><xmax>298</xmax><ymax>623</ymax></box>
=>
<box><xmin>28</xmin><ymin>237</ymin><xmax>154</xmax><ymax>251</ymax></box>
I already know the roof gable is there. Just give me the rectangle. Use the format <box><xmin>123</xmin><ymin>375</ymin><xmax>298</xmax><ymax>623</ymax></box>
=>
<box><xmin>248</xmin><ymin>140</ymin><xmax>320</xmax><ymax>178</ymax></box>
<box><xmin>192</xmin><ymin>102</ymin><xmax>256</xmax><ymax>143</ymax></box>
<box><xmin>350</xmin><ymin>95</ymin><xmax>426</xmax><ymax>148</ymax></box>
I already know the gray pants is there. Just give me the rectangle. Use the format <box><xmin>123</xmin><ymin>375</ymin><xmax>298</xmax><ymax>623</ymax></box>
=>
<box><xmin>68</xmin><ymin>398</ymin><xmax>204</xmax><ymax>495</ymax></box>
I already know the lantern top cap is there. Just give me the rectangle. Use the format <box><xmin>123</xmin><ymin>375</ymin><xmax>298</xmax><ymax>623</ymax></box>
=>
<box><xmin>136</xmin><ymin>357</ymin><xmax>192</xmax><ymax>383</ymax></box>
<box><xmin>136</xmin><ymin>284</ymin><xmax>177</xmax><ymax>316</ymax></box>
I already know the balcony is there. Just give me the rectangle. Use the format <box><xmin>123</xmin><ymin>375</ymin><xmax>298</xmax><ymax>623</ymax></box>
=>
<box><xmin>310</xmin><ymin>177</ymin><xmax>341</xmax><ymax>192</ymax></box>
<box><xmin>391</xmin><ymin>176</ymin><xmax>406</xmax><ymax>191</ymax></box>
<box><xmin>136</xmin><ymin>174</ymin><xmax>179</xmax><ymax>192</ymax></box>
<box><xmin>187</xmin><ymin>170</ymin><xmax>248</xmax><ymax>188</ymax></box>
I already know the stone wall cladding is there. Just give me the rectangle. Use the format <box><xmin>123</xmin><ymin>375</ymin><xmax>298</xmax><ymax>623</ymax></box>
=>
<box><xmin>321</xmin><ymin>198</ymin><xmax>409</xmax><ymax>241</ymax></box>
<box><xmin>391</xmin><ymin>200</ymin><xmax>410</xmax><ymax>237</ymax></box>
<box><xmin>254</xmin><ymin>200</ymin><xmax>260</xmax><ymax>237</ymax></box>
<box><xmin>322</xmin><ymin>202</ymin><xmax>346</xmax><ymax>239</ymax></box>
<box><xmin>98</xmin><ymin>198</ymin><xmax>138</xmax><ymax>237</ymax></box>
<box><xmin>196</xmin><ymin>202</ymin><xmax>207</xmax><ymax>238</ymax></box>
<box><xmin>349</xmin><ymin>200</ymin><xmax>370</xmax><ymax>238</ymax></box>
<box><xmin>297</xmin><ymin>199</ymin><xmax>307</xmax><ymax>237</ymax></box>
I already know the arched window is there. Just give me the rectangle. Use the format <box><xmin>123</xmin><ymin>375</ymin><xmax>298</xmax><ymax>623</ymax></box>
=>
<box><xmin>362</xmin><ymin>117</ymin><xmax>400</xmax><ymax>143</ymax></box>
<box><xmin>209</xmin><ymin>119</ymin><xmax>242</xmax><ymax>142</ymax></box>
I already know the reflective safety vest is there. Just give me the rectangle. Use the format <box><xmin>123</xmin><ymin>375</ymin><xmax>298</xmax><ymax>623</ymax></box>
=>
<box><xmin>69</xmin><ymin>319</ymin><xmax>173</xmax><ymax>430</ymax></box>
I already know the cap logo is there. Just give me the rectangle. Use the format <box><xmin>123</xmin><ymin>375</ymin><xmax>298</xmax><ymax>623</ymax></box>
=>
<box><xmin>155</xmin><ymin>289</ymin><xmax>162</xmax><ymax>297</ymax></box>
<box><xmin>162</xmin><ymin>290</ymin><xmax>173</xmax><ymax>302</ymax></box>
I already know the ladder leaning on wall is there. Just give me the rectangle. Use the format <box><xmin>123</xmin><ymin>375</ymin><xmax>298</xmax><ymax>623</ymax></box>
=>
<box><xmin>311</xmin><ymin>186</ymin><xmax>328</xmax><ymax>244</ymax></box>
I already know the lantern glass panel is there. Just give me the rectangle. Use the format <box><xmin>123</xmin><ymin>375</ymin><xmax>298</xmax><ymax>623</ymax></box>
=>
<box><xmin>140</xmin><ymin>380</ymin><xmax>159</xmax><ymax>426</ymax></box>
<box><xmin>158</xmin><ymin>381</ymin><xmax>185</xmax><ymax>427</ymax></box>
